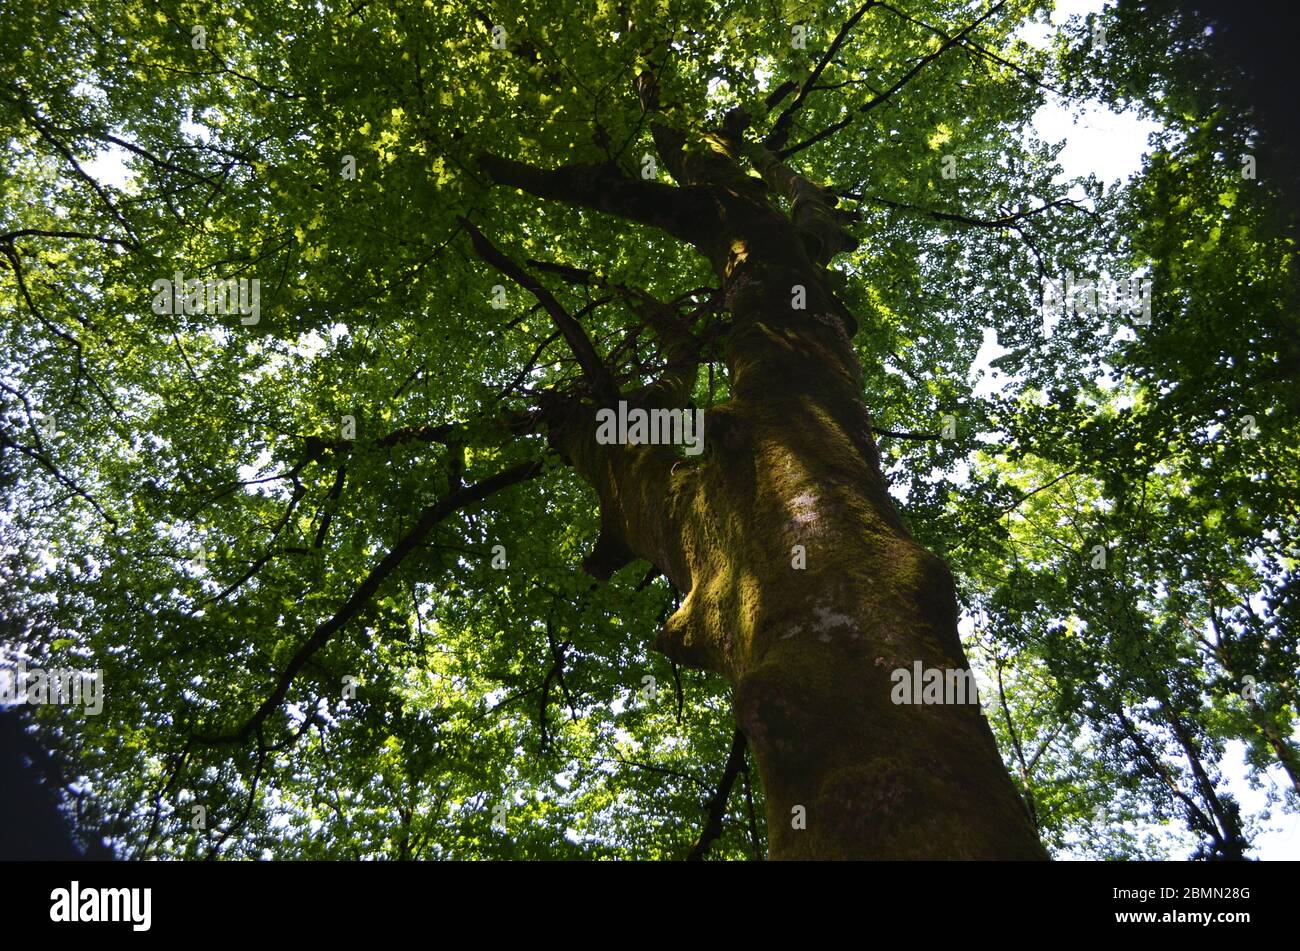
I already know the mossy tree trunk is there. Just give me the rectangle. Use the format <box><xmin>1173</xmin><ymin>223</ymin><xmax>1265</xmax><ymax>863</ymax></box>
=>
<box><xmin>472</xmin><ymin>112</ymin><xmax>1047</xmax><ymax>859</ymax></box>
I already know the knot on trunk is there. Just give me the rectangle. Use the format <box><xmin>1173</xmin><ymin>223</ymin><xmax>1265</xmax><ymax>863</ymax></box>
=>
<box><xmin>654</xmin><ymin>592</ymin><xmax>726</xmax><ymax>674</ymax></box>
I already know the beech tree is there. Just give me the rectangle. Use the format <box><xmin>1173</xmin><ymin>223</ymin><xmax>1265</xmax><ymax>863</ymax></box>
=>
<box><xmin>1</xmin><ymin>0</ymin><xmax>1294</xmax><ymax>860</ymax></box>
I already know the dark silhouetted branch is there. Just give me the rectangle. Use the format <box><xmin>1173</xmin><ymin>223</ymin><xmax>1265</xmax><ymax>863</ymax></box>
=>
<box><xmin>781</xmin><ymin>1</ymin><xmax>1007</xmax><ymax>158</ymax></box>
<box><xmin>194</xmin><ymin>459</ymin><xmax>543</xmax><ymax>745</ymax></box>
<box><xmin>687</xmin><ymin>729</ymin><xmax>748</xmax><ymax>860</ymax></box>
<box><xmin>476</xmin><ymin>152</ymin><xmax>712</xmax><ymax>243</ymax></box>
<box><xmin>460</xmin><ymin>217</ymin><xmax>619</xmax><ymax>401</ymax></box>
<box><xmin>766</xmin><ymin>1</ymin><xmax>882</xmax><ymax>151</ymax></box>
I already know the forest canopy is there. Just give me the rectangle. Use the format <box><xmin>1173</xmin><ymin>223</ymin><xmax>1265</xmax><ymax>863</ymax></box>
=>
<box><xmin>0</xmin><ymin>0</ymin><xmax>1296</xmax><ymax>860</ymax></box>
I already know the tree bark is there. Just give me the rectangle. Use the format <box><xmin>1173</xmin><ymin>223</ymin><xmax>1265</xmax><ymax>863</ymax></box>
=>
<box><xmin>479</xmin><ymin>148</ymin><xmax>1047</xmax><ymax>860</ymax></box>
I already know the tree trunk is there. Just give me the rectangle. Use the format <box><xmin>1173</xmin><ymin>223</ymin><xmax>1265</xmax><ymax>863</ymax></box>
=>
<box><xmin>478</xmin><ymin>138</ymin><xmax>1048</xmax><ymax>859</ymax></box>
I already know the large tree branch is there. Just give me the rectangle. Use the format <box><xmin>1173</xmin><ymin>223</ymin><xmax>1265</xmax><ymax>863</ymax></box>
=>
<box><xmin>476</xmin><ymin>152</ymin><xmax>713</xmax><ymax>244</ymax></box>
<box><xmin>632</xmin><ymin>67</ymin><xmax>692</xmax><ymax>184</ymax></box>
<box><xmin>0</xmin><ymin>228</ymin><xmax>135</xmax><ymax>251</ymax></box>
<box><xmin>1114</xmin><ymin>708</ymin><xmax>1222</xmax><ymax>847</ymax></box>
<box><xmin>747</xmin><ymin>143</ymin><xmax>859</xmax><ymax>264</ymax></box>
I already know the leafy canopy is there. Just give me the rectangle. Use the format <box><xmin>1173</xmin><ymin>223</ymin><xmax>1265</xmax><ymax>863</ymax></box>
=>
<box><xmin>0</xmin><ymin>0</ymin><xmax>1295</xmax><ymax>859</ymax></box>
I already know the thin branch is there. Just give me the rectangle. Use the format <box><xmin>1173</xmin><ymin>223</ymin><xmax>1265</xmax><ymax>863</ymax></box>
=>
<box><xmin>846</xmin><ymin>192</ymin><xmax>1090</xmax><ymax>229</ymax></box>
<box><xmin>781</xmin><ymin>1</ymin><xmax>1007</xmax><ymax>159</ymax></box>
<box><xmin>200</xmin><ymin>479</ymin><xmax>307</xmax><ymax>606</ymax></box>
<box><xmin>0</xmin><ymin>429</ymin><xmax>118</xmax><ymax>527</ymax></box>
<box><xmin>870</xmin><ymin>426</ymin><xmax>940</xmax><ymax>440</ymax></box>
<box><xmin>686</xmin><ymin>728</ymin><xmax>747</xmax><ymax>860</ymax></box>
<box><xmin>544</xmin><ymin>613</ymin><xmax>578</xmax><ymax>721</ymax></box>
<box><xmin>875</xmin><ymin>1</ymin><xmax>1060</xmax><ymax>96</ymax></box>
<box><xmin>4</xmin><ymin>94</ymin><xmax>139</xmax><ymax>247</ymax></box>
<box><xmin>194</xmin><ymin>459</ymin><xmax>543</xmax><ymax>745</ymax></box>
<box><xmin>765</xmin><ymin>1</ymin><xmax>882</xmax><ymax>150</ymax></box>
<box><xmin>459</xmin><ymin>217</ymin><xmax>619</xmax><ymax>400</ymax></box>
<box><xmin>958</xmin><ymin>468</ymin><xmax>1081</xmax><ymax>548</ymax></box>
<box><xmin>312</xmin><ymin>464</ymin><xmax>348</xmax><ymax>548</ymax></box>
<box><xmin>740</xmin><ymin>747</ymin><xmax>763</xmax><ymax>860</ymax></box>
<box><xmin>994</xmin><ymin>656</ymin><xmax>1038</xmax><ymax>830</ymax></box>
